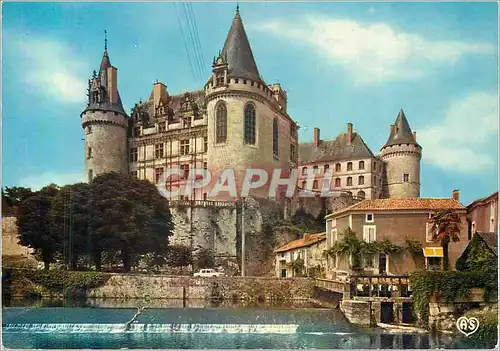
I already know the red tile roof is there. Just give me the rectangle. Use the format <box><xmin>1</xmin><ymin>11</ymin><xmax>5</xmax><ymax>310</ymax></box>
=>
<box><xmin>274</xmin><ymin>233</ymin><xmax>326</xmax><ymax>253</ymax></box>
<box><xmin>326</xmin><ymin>198</ymin><xmax>466</xmax><ymax>218</ymax></box>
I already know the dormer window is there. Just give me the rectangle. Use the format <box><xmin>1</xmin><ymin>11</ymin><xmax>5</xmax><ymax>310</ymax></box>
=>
<box><xmin>216</xmin><ymin>74</ymin><xmax>224</xmax><ymax>87</ymax></box>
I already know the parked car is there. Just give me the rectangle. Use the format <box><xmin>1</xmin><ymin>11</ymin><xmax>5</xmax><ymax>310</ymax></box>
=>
<box><xmin>193</xmin><ymin>269</ymin><xmax>225</xmax><ymax>277</ymax></box>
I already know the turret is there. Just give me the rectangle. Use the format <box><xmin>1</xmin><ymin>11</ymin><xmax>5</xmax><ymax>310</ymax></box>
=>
<box><xmin>380</xmin><ymin>109</ymin><xmax>422</xmax><ymax>198</ymax></box>
<box><xmin>81</xmin><ymin>32</ymin><xmax>128</xmax><ymax>182</ymax></box>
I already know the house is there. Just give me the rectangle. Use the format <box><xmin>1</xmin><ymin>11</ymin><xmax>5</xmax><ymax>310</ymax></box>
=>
<box><xmin>274</xmin><ymin>233</ymin><xmax>326</xmax><ymax>278</ymax></box>
<box><xmin>324</xmin><ymin>190</ymin><xmax>468</xmax><ymax>279</ymax></box>
<box><xmin>466</xmin><ymin>191</ymin><xmax>498</xmax><ymax>239</ymax></box>
<box><xmin>456</xmin><ymin>231</ymin><xmax>497</xmax><ymax>272</ymax></box>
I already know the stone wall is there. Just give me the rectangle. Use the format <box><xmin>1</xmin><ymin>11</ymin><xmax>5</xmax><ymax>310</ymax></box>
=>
<box><xmin>87</xmin><ymin>275</ymin><xmax>315</xmax><ymax>302</ymax></box>
<box><xmin>2</xmin><ymin>216</ymin><xmax>37</xmax><ymax>267</ymax></box>
<box><xmin>340</xmin><ymin>300</ymin><xmax>371</xmax><ymax>326</ymax></box>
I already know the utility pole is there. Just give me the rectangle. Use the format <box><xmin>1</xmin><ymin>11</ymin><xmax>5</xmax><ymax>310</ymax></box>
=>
<box><xmin>241</xmin><ymin>197</ymin><xmax>245</xmax><ymax>277</ymax></box>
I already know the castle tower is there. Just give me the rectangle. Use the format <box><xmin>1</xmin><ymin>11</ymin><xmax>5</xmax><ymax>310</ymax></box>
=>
<box><xmin>81</xmin><ymin>35</ymin><xmax>128</xmax><ymax>182</ymax></box>
<box><xmin>205</xmin><ymin>7</ymin><xmax>297</xmax><ymax>200</ymax></box>
<box><xmin>380</xmin><ymin>109</ymin><xmax>422</xmax><ymax>198</ymax></box>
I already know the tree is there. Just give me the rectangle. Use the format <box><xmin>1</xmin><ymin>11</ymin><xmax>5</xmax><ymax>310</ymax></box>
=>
<box><xmin>430</xmin><ymin>209</ymin><xmax>462</xmax><ymax>270</ymax></box>
<box><xmin>166</xmin><ymin>244</ymin><xmax>193</xmax><ymax>274</ymax></box>
<box><xmin>3</xmin><ymin>186</ymin><xmax>35</xmax><ymax>207</ymax></box>
<box><xmin>194</xmin><ymin>247</ymin><xmax>215</xmax><ymax>270</ymax></box>
<box><xmin>88</xmin><ymin>172</ymin><xmax>173</xmax><ymax>272</ymax></box>
<box><xmin>17</xmin><ymin>184</ymin><xmax>60</xmax><ymax>269</ymax></box>
<box><xmin>325</xmin><ymin>227</ymin><xmax>363</xmax><ymax>271</ymax></box>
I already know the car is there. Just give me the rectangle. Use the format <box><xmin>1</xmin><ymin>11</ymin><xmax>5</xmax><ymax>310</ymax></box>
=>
<box><xmin>193</xmin><ymin>269</ymin><xmax>225</xmax><ymax>277</ymax></box>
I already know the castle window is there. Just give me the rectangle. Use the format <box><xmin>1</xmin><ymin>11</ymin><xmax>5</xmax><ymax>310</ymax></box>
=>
<box><xmin>244</xmin><ymin>104</ymin><xmax>256</xmax><ymax>145</ymax></box>
<box><xmin>155</xmin><ymin>167</ymin><xmax>164</xmax><ymax>184</ymax></box>
<box><xmin>324</xmin><ymin>164</ymin><xmax>330</xmax><ymax>173</ymax></box>
<box><xmin>313</xmin><ymin>165</ymin><xmax>319</xmax><ymax>174</ymax></box>
<box><xmin>335</xmin><ymin>163</ymin><xmax>341</xmax><ymax>172</ymax></box>
<box><xmin>204</xmin><ymin>136</ymin><xmax>208</xmax><ymax>152</ymax></box>
<box><xmin>347</xmin><ymin>162</ymin><xmax>352</xmax><ymax>171</ymax></box>
<box><xmin>335</xmin><ymin>178</ymin><xmax>341</xmax><ymax>187</ymax></box>
<box><xmin>313</xmin><ymin>180</ymin><xmax>318</xmax><ymax>189</ymax></box>
<box><xmin>133</xmin><ymin>127</ymin><xmax>141</xmax><ymax>137</ymax></box>
<box><xmin>403</xmin><ymin>173</ymin><xmax>409</xmax><ymax>182</ymax></box>
<box><xmin>357</xmin><ymin>190</ymin><xmax>366</xmax><ymax>200</ymax></box>
<box><xmin>215</xmin><ymin>102</ymin><xmax>227</xmax><ymax>144</ymax></box>
<box><xmin>129</xmin><ymin>148</ymin><xmax>138</xmax><ymax>162</ymax></box>
<box><xmin>180</xmin><ymin>164</ymin><xmax>190</xmax><ymax>179</ymax></box>
<box><xmin>203</xmin><ymin>162</ymin><xmax>208</xmax><ymax>170</ymax></box>
<box><xmin>302</xmin><ymin>167</ymin><xmax>307</xmax><ymax>175</ymax></box>
<box><xmin>158</xmin><ymin>122</ymin><xmax>166</xmax><ymax>133</ymax></box>
<box><xmin>373</xmin><ymin>162</ymin><xmax>377</xmax><ymax>170</ymax></box>
<box><xmin>180</xmin><ymin>139</ymin><xmax>190</xmax><ymax>155</ymax></box>
<box><xmin>88</xmin><ymin>169</ymin><xmax>93</xmax><ymax>181</ymax></box>
<box><xmin>359</xmin><ymin>161</ymin><xmax>364</xmax><ymax>170</ymax></box>
<box><xmin>347</xmin><ymin>177</ymin><xmax>353</xmax><ymax>186</ymax></box>
<box><xmin>87</xmin><ymin>147</ymin><xmax>92</xmax><ymax>159</ymax></box>
<box><xmin>290</xmin><ymin>144</ymin><xmax>296</xmax><ymax>162</ymax></box>
<box><xmin>216</xmin><ymin>73</ymin><xmax>224</xmax><ymax>87</ymax></box>
<box><xmin>155</xmin><ymin>144</ymin><xmax>164</xmax><ymax>159</ymax></box>
<box><xmin>273</xmin><ymin>118</ymin><xmax>279</xmax><ymax>157</ymax></box>
<box><xmin>358</xmin><ymin>176</ymin><xmax>364</xmax><ymax>185</ymax></box>
<box><xmin>235</xmin><ymin>78</ymin><xmax>239</xmax><ymax>83</ymax></box>
<box><xmin>86</xmin><ymin>126</ymin><xmax>92</xmax><ymax>134</ymax></box>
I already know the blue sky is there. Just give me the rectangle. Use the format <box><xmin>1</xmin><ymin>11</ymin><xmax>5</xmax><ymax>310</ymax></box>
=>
<box><xmin>2</xmin><ymin>2</ymin><xmax>498</xmax><ymax>205</ymax></box>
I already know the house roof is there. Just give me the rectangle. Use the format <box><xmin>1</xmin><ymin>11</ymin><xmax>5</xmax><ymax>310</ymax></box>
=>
<box><xmin>326</xmin><ymin>198</ymin><xmax>466</xmax><ymax>218</ymax></box>
<box><xmin>274</xmin><ymin>233</ymin><xmax>326</xmax><ymax>253</ymax></box>
<box><xmin>467</xmin><ymin>191</ymin><xmax>498</xmax><ymax>211</ymax></box>
<box><xmin>382</xmin><ymin>109</ymin><xmax>420</xmax><ymax>149</ymax></box>
<box><xmin>477</xmin><ymin>232</ymin><xmax>498</xmax><ymax>256</ymax></box>
<box><xmin>299</xmin><ymin>132</ymin><xmax>375</xmax><ymax>165</ymax></box>
<box><xmin>220</xmin><ymin>8</ymin><xmax>261</xmax><ymax>82</ymax></box>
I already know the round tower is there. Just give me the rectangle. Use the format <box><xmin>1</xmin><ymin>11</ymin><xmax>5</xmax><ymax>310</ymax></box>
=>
<box><xmin>380</xmin><ymin>109</ymin><xmax>422</xmax><ymax>198</ymax></box>
<box><xmin>204</xmin><ymin>7</ymin><xmax>296</xmax><ymax>200</ymax></box>
<box><xmin>81</xmin><ymin>41</ymin><xmax>128</xmax><ymax>182</ymax></box>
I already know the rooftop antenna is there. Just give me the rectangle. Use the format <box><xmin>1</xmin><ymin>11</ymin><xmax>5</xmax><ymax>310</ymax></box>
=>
<box><xmin>104</xmin><ymin>30</ymin><xmax>108</xmax><ymax>51</ymax></box>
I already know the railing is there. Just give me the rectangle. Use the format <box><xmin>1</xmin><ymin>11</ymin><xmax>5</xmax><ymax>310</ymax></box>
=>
<box><xmin>314</xmin><ymin>278</ymin><xmax>346</xmax><ymax>293</ymax></box>
<box><xmin>166</xmin><ymin>200</ymin><xmax>236</xmax><ymax>208</ymax></box>
<box><xmin>349</xmin><ymin>274</ymin><xmax>412</xmax><ymax>298</ymax></box>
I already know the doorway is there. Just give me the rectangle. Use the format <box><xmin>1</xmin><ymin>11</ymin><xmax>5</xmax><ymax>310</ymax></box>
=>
<box><xmin>381</xmin><ymin>302</ymin><xmax>394</xmax><ymax>323</ymax></box>
<box><xmin>402</xmin><ymin>302</ymin><xmax>414</xmax><ymax>323</ymax></box>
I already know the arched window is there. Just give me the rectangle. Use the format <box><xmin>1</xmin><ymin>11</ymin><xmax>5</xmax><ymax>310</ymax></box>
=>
<box><xmin>357</xmin><ymin>190</ymin><xmax>366</xmax><ymax>200</ymax></box>
<box><xmin>215</xmin><ymin>102</ymin><xmax>227</xmax><ymax>143</ymax></box>
<box><xmin>244</xmin><ymin>104</ymin><xmax>256</xmax><ymax>145</ymax></box>
<box><xmin>273</xmin><ymin>118</ymin><xmax>279</xmax><ymax>157</ymax></box>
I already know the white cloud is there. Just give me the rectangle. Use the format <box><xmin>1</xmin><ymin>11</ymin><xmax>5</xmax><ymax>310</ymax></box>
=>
<box><xmin>418</xmin><ymin>92</ymin><xmax>499</xmax><ymax>173</ymax></box>
<box><xmin>253</xmin><ymin>17</ymin><xmax>494</xmax><ymax>84</ymax></box>
<box><xmin>13</xmin><ymin>34</ymin><xmax>89</xmax><ymax>103</ymax></box>
<box><xmin>19</xmin><ymin>172</ymin><xmax>84</xmax><ymax>191</ymax></box>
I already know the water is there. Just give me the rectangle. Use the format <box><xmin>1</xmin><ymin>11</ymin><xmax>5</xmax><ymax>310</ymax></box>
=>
<box><xmin>1</xmin><ymin>300</ymin><xmax>486</xmax><ymax>349</ymax></box>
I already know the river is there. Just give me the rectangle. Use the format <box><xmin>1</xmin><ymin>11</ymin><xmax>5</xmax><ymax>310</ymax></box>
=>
<box><xmin>1</xmin><ymin>298</ymin><xmax>485</xmax><ymax>349</ymax></box>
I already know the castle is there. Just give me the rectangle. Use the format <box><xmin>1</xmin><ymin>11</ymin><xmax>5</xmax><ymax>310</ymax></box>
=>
<box><xmin>80</xmin><ymin>8</ymin><xmax>422</xmax><ymax>272</ymax></box>
<box><xmin>81</xmin><ymin>7</ymin><xmax>422</xmax><ymax>205</ymax></box>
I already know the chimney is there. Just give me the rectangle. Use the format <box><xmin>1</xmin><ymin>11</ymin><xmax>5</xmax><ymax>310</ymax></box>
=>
<box><xmin>452</xmin><ymin>189</ymin><xmax>460</xmax><ymax>201</ymax></box>
<box><xmin>346</xmin><ymin>123</ymin><xmax>353</xmax><ymax>145</ymax></box>
<box><xmin>413</xmin><ymin>131</ymin><xmax>417</xmax><ymax>141</ymax></box>
<box><xmin>153</xmin><ymin>81</ymin><xmax>168</xmax><ymax>108</ymax></box>
<box><xmin>313</xmin><ymin>128</ymin><xmax>320</xmax><ymax>147</ymax></box>
<box><xmin>107</xmin><ymin>66</ymin><xmax>118</xmax><ymax>104</ymax></box>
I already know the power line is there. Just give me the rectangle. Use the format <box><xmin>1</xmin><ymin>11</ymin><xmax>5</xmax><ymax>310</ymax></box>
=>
<box><xmin>173</xmin><ymin>2</ymin><xmax>197</xmax><ymax>80</ymax></box>
<box><xmin>186</xmin><ymin>3</ymin><xmax>206</xmax><ymax>77</ymax></box>
<box><xmin>181</xmin><ymin>2</ymin><xmax>204</xmax><ymax>79</ymax></box>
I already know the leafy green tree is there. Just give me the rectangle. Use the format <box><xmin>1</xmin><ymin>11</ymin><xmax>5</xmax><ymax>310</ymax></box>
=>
<box><xmin>17</xmin><ymin>184</ymin><xmax>60</xmax><ymax>270</ymax></box>
<box><xmin>3</xmin><ymin>186</ymin><xmax>35</xmax><ymax>206</ymax></box>
<box><xmin>166</xmin><ymin>244</ymin><xmax>193</xmax><ymax>274</ymax></box>
<box><xmin>88</xmin><ymin>172</ymin><xmax>173</xmax><ymax>272</ymax></box>
<box><xmin>430</xmin><ymin>209</ymin><xmax>462</xmax><ymax>270</ymax></box>
<box><xmin>195</xmin><ymin>247</ymin><xmax>215</xmax><ymax>270</ymax></box>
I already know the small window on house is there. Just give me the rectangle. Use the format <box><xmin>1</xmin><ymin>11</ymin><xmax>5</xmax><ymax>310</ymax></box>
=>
<box><xmin>358</xmin><ymin>176</ymin><xmax>364</xmax><ymax>185</ymax></box>
<box><xmin>359</xmin><ymin>160</ymin><xmax>364</xmax><ymax>170</ymax></box>
<box><xmin>302</xmin><ymin>167</ymin><xmax>308</xmax><ymax>175</ymax></box>
<box><xmin>313</xmin><ymin>165</ymin><xmax>319</xmax><ymax>174</ymax></box>
<box><xmin>363</xmin><ymin>225</ymin><xmax>376</xmax><ymax>243</ymax></box>
<box><xmin>403</xmin><ymin>173</ymin><xmax>409</xmax><ymax>182</ymax></box>
<box><xmin>373</xmin><ymin>162</ymin><xmax>377</xmax><ymax>170</ymax></box>
<box><xmin>313</xmin><ymin>180</ymin><xmax>318</xmax><ymax>189</ymax></box>
<box><xmin>335</xmin><ymin>163</ymin><xmax>341</xmax><ymax>172</ymax></box>
<box><xmin>155</xmin><ymin>144</ymin><xmax>164</xmax><ymax>158</ymax></box>
<box><xmin>129</xmin><ymin>148</ymin><xmax>138</xmax><ymax>162</ymax></box>
<box><xmin>347</xmin><ymin>177</ymin><xmax>352</xmax><ymax>186</ymax></box>
<box><xmin>87</xmin><ymin>147</ymin><xmax>92</xmax><ymax>159</ymax></box>
<box><xmin>335</xmin><ymin>178</ymin><xmax>341</xmax><ymax>187</ymax></box>
<box><xmin>302</xmin><ymin>180</ymin><xmax>306</xmax><ymax>189</ymax></box>
<box><xmin>366</xmin><ymin>214</ymin><xmax>374</xmax><ymax>222</ymax></box>
<box><xmin>324</xmin><ymin>164</ymin><xmax>330</xmax><ymax>173</ymax></box>
<box><xmin>180</xmin><ymin>139</ymin><xmax>190</xmax><ymax>155</ymax></box>
<box><xmin>290</xmin><ymin>144</ymin><xmax>296</xmax><ymax>162</ymax></box>
<box><xmin>364</xmin><ymin>254</ymin><xmax>374</xmax><ymax>268</ymax></box>
<box><xmin>426</xmin><ymin>222</ymin><xmax>435</xmax><ymax>242</ymax></box>
<box><xmin>347</xmin><ymin>162</ymin><xmax>353</xmax><ymax>171</ymax></box>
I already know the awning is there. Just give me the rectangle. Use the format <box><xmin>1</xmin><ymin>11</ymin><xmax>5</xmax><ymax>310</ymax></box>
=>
<box><xmin>423</xmin><ymin>247</ymin><xmax>444</xmax><ymax>257</ymax></box>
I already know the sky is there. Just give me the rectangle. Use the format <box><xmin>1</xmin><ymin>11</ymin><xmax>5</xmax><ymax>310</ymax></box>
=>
<box><xmin>2</xmin><ymin>1</ymin><xmax>498</xmax><ymax>205</ymax></box>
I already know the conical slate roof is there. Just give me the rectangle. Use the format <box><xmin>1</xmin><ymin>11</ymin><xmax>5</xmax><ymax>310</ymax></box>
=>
<box><xmin>383</xmin><ymin>109</ymin><xmax>419</xmax><ymax>148</ymax></box>
<box><xmin>221</xmin><ymin>8</ymin><xmax>261</xmax><ymax>82</ymax></box>
<box><xmin>100</xmin><ymin>50</ymin><xmax>111</xmax><ymax>73</ymax></box>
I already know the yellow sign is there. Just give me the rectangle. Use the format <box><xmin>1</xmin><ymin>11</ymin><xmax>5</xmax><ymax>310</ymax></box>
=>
<box><xmin>423</xmin><ymin>247</ymin><xmax>444</xmax><ymax>257</ymax></box>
